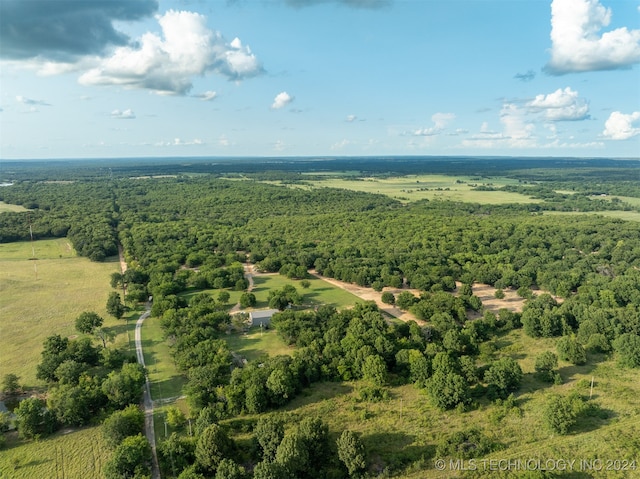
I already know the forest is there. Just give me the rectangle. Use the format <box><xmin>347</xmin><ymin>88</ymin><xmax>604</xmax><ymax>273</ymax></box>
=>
<box><xmin>1</xmin><ymin>157</ymin><xmax>639</xmax><ymax>479</ymax></box>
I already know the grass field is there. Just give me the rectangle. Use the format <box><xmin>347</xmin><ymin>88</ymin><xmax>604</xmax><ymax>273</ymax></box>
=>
<box><xmin>225</xmin><ymin>328</ymin><xmax>293</xmax><ymax>362</ymax></box>
<box><xmin>303</xmin><ymin>175</ymin><xmax>540</xmax><ymax>205</ymax></box>
<box><xmin>0</xmin><ymin>239</ymin><xmax>122</xmax><ymax>388</ymax></box>
<box><xmin>544</xmin><ymin>210</ymin><xmax>640</xmax><ymax>223</ymax></box>
<box><xmin>0</xmin><ymin>201</ymin><xmax>28</xmax><ymax>213</ymax></box>
<box><xmin>0</xmin><ymin>425</ymin><xmax>111</xmax><ymax>479</ymax></box>
<box><xmin>276</xmin><ymin>328</ymin><xmax>640</xmax><ymax>479</ymax></box>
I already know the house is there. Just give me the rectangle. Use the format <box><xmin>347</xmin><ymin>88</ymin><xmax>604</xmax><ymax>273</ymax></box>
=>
<box><xmin>249</xmin><ymin>309</ymin><xmax>279</xmax><ymax>328</ymax></box>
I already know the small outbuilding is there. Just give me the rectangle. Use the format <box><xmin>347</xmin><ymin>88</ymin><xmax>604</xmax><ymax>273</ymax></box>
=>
<box><xmin>249</xmin><ymin>309</ymin><xmax>279</xmax><ymax>328</ymax></box>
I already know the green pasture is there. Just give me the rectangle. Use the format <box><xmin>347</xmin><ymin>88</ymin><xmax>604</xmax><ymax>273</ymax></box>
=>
<box><xmin>0</xmin><ymin>201</ymin><xmax>28</xmax><ymax>213</ymax></box>
<box><xmin>0</xmin><ymin>239</ymin><xmax>122</xmax><ymax>388</ymax></box>
<box><xmin>0</xmin><ymin>425</ymin><xmax>110</xmax><ymax>479</ymax></box>
<box><xmin>224</xmin><ymin>328</ymin><xmax>293</xmax><ymax>362</ymax></box>
<box><xmin>279</xmin><ymin>328</ymin><xmax>640</xmax><ymax>479</ymax></box>
<box><xmin>140</xmin><ymin>313</ymin><xmax>186</xmax><ymax>401</ymax></box>
<box><xmin>544</xmin><ymin>210</ymin><xmax>640</xmax><ymax>223</ymax></box>
<box><xmin>304</xmin><ymin>174</ymin><xmax>539</xmax><ymax>204</ymax></box>
<box><xmin>249</xmin><ymin>274</ymin><xmax>359</xmax><ymax>310</ymax></box>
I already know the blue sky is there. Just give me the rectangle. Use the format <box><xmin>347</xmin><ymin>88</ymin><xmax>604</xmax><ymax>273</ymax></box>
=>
<box><xmin>1</xmin><ymin>0</ymin><xmax>639</xmax><ymax>159</ymax></box>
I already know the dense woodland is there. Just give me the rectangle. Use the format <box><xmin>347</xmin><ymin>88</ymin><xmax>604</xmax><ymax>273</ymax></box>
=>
<box><xmin>1</xmin><ymin>157</ymin><xmax>640</xmax><ymax>478</ymax></box>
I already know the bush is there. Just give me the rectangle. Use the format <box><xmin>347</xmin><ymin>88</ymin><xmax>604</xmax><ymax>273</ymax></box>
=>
<box><xmin>613</xmin><ymin>333</ymin><xmax>640</xmax><ymax>368</ymax></box>
<box><xmin>534</xmin><ymin>351</ymin><xmax>559</xmax><ymax>383</ymax></box>
<box><xmin>436</xmin><ymin>429</ymin><xmax>501</xmax><ymax>459</ymax></box>
<box><xmin>484</xmin><ymin>357</ymin><xmax>523</xmax><ymax>399</ymax></box>
<box><xmin>103</xmin><ymin>405</ymin><xmax>145</xmax><ymax>448</ymax></box>
<box><xmin>543</xmin><ymin>393</ymin><xmax>586</xmax><ymax>434</ymax></box>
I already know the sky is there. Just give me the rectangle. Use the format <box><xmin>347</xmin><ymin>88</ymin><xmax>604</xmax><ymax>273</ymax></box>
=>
<box><xmin>0</xmin><ymin>0</ymin><xmax>639</xmax><ymax>159</ymax></box>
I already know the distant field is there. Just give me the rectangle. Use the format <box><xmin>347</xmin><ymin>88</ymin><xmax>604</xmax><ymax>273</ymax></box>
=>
<box><xmin>0</xmin><ymin>201</ymin><xmax>28</xmax><ymax>213</ymax></box>
<box><xmin>225</xmin><ymin>329</ymin><xmax>293</xmax><ymax>362</ymax></box>
<box><xmin>0</xmin><ymin>239</ymin><xmax>121</xmax><ymax>388</ymax></box>
<box><xmin>0</xmin><ymin>425</ymin><xmax>110</xmax><ymax>479</ymax></box>
<box><xmin>303</xmin><ymin>174</ymin><xmax>540</xmax><ymax>204</ymax></box>
<box><xmin>544</xmin><ymin>210</ymin><xmax>640</xmax><ymax>223</ymax></box>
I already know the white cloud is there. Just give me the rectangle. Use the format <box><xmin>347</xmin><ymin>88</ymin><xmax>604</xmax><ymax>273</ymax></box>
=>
<box><xmin>79</xmin><ymin>10</ymin><xmax>263</xmax><ymax>94</ymax></box>
<box><xmin>196</xmin><ymin>90</ymin><xmax>218</xmax><ymax>101</ymax></box>
<box><xmin>413</xmin><ymin>112</ymin><xmax>455</xmax><ymax>136</ymax></box>
<box><xmin>218</xmin><ymin>135</ymin><xmax>231</xmax><ymax>147</ymax></box>
<box><xmin>463</xmin><ymin>104</ymin><xmax>535</xmax><ymax>148</ymax></box>
<box><xmin>331</xmin><ymin>139</ymin><xmax>350</xmax><ymax>150</ymax></box>
<box><xmin>111</xmin><ymin>108</ymin><xmax>136</xmax><ymax>119</ymax></box>
<box><xmin>346</xmin><ymin>114</ymin><xmax>357</xmax><ymax>122</ymax></box>
<box><xmin>271</xmin><ymin>91</ymin><xmax>294</xmax><ymax>109</ymax></box>
<box><xmin>528</xmin><ymin>87</ymin><xmax>590</xmax><ymax>121</ymax></box>
<box><xmin>602</xmin><ymin>111</ymin><xmax>640</xmax><ymax>140</ymax></box>
<box><xmin>156</xmin><ymin>137</ymin><xmax>204</xmax><ymax>146</ymax></box>
<box><xmin>16</xmin><ymin>95</ymin><xmax>50</xmax><ymax>106</ymax></box>
<box><xmin>546</xmin><ymin>0</ymin><xmax>640</xmax><ymax>73</ymax></box>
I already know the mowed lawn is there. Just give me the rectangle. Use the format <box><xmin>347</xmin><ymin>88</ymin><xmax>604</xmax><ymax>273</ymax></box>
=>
<box><xmin>0</xmin><ymin>239</ymin><xmax>121</xmax><ymax>388</ymax></box>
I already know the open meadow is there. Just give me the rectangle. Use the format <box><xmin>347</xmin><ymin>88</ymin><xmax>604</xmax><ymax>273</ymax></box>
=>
<box><xmin>0</xmin><ymin>239</ymin><xmax>122</xmax><ymax>388</ymax></box>
<box><xmin>303</xmin><ymin>174</ymin><xmax>541</xmax><ymax>204</ymax></box>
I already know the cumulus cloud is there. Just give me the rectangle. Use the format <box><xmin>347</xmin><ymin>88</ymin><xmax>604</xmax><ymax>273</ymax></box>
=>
<box><xmin>527</xmin><ymin>87</ymin><xmax>590</xmax><ymax>121</ymax></box>
<box><xmin>413</xmin><ymin>112</ymin><xmax>455</xmax><ymax>136</ymax></box>
<box><xmin>546</xmin><ymin>0</ymin><xmax>640</xmax><ymax>74</ymax></box>
<box><xmin>16</xmin><ymin>95</ymin><xmax>50</xmax><ymax>106</ymax></box>
<box><xmin>514</xmin><ymin>70</ymin><xmax>536</xmax><ymax>82</ymax></box>
<box><xmin>271</xmin><ymin>91</ymin><xmax>294</xmax><ymax>109</ymax></box>
<box><xmin>602</xmin><ymin>111</ymin><xmax>640</xmax><ymax>140</ymax></box>
<box><xmin>111</xmin><ymin>109</ymin><xmax>136</xmax><ymax>119</ymax></box>
<box><xmin>464</xmin><ymin>104</ymin><xmax>535</xmax><ymax>148</ymax></box>
<box><xmin>79</xmin><ymin>10</ymin><xmax>263</xmax><ymax>94</ymax></box>
<box><xmin>346</xmin><ymin>114</ymin><xmax>357</xmax><ymax>122</ymax></box>
<box><xmin>0</xmin><ymin>0</ymin><xmax>158</xmax><ymax>61</ymax></box>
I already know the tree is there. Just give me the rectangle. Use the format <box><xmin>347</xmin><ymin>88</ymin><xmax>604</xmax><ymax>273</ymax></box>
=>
<box><xmin>361</xmin><ymin>354</ymin><xmax>387</xmax><ymax>386</ymax></box>
<box><xmin>240</xmin><ymin>292</ymin><xmax>257</xmax><ymax>308</ymax></box>
<box><xmin>613</xmin><ymin>333</ymin><xmax>640</xmax><ymax>368</ymax></box>
<box><xmin>255</xmin><ymin>415</ymin><xmax>285</xmax><ymax>462</ymax></box>
<box><xmin>427</xmin><ymin>371</ymin><xmax>469</xmax><ymax>410</ymax></box>
<box><xmin>275</xmin><ymin>431</ymin><xmax>309</xmax><ymax>477</ymax></box>
<box><xmin>158</xmin><ymin>433</ymin><xmax>197</xmax><ymax>477</ymax></box>
<box><xmin>396</xmin><ymin>291</ymin><xmax>416</xmax><ymax>310</ymax></box>
<box><xmin>556</xmin><ymin>336</ymin><xmax>587</xmax><ymax>365</ymax></box>
<box><xmin>14</xmin><ymin>397</ymin><xmax>57</xmax><ymax>439</ymax></box>
<box><xmin>543</xmin><ymin>394</ymin><xmax>586</xmax><ymax>434</ymax></box>
<box><xmin>381</xmin><ymin>291</ymin><xmax>395</xmax><ymax>305</ymax></box>
<box><xmin>300</xmin><ymin>279</ymin><xmax>311</xmax><ymax>289</ymax></box>
<box><xmin>337</xmin><ymin>430</ymin><xmax>366</xmax><ymax>477</ymax></box>
<box><xmin>106</xmin><ymin>291</ymin><xmax>125</xmax><ymax>319</ymax></box>
<box><xmin>534</xmin><ymin>351</ymin><xmax>559</xmax><ymax>383</ymax></box>
<box><xmin>484</xmin><ymin>357</ymin><xmax>523</xmax><ymax>399</ymax></box>
<box><xmin>166</xmin><ymin>406</ymin><xmax>187</xmax><ymax>429</ymax></box>
<box><xmin>2</xmin><ymin>373</ymin><xmax>21</xmax><ymax>397</ymax></box>
<box><xmin>217</xmin><ymin>291</ymin><xmax>231</xmax><ymax>304</ymax></box>
<box><xmin>75</xmin><ymin>311</ymin><xmax>104</xmax><ymax>334</ymax></box>
<box><xmin>101</xmin><ymin>362</ymin><xmax>146</xmax><ymax>409</ymax></box>
<box><xmin>195</xmin><ymin>423</ymin><xmax>235</xmax><ymax>473</ymax></box>
<box><xmin>253</xmin><ymin>461</ymin><xmax>287</xmax><ymax>479</ymax></box>
<box><xmin>215</xmin><ymin>458</ymin><xmax>245</xmax><ymax>479</ymax></box>
<box><xmin>103</xmin><ymin>405</ymin><xmax>145</xmax><ymax>448</ymax></box>
<box><xmin>104</xmin><ymin>434</ymin><xmax>152</xmax><ymax>479</ymax></box>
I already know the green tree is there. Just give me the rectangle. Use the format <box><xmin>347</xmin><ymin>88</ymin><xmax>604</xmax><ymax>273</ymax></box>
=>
<box><xmin>255</xmin><ymin>415</ymin><xmax>285</xmax><ymax>462</ymax></box>
<box><xmin>275</xmin><ymin>431</ymin><xmax>309</xmax><ymax>477</ymax></box>
<box><xmin>427</xmin><ymin>371</ymin><xmax>469</xmax><ymax>410</ymax></box>
<box><xmin>484</xmin><ymin>357</ymin><xmax>523</xmax><ymax>399</ymax></box>
<box><xmin>381</xmin><ymin>291</ymin><xmax>395</xmax><ymax>305</ymax></box>
<box><xmin>534</xmin><ymin>351</ymin><xmax>559</xmax><ymax>383</ymax></box>
<box><xmin>195</xmin><ymin>423</ymin><xmax>235</xmax><ymax>473</ymax></box>
<box><xmin>253</xmin><ymin>461</ymin><xmax>287</xmax><ymax>479</ymax></box>
<box><xmin>336</xmin><ymin>430</ymin><xmax>366</xmax><ymax>477</ymax></box>
<box><xmin>166</xmin><ymin>406</ymin><xmax>187</xmax><ymax>429</ymax></box>
<box><xmin>14</xmin><ymin>397</ymin><xmax>57</xmax><ymax>439</ymax></box>
<box><xmin>102</xmin><ymin>362</ymin><xmax>146</xmax><ymax>409</ymax></box>
<box><xmin>240</xmin><ymin>292</ymin><xmax>257</xmax><ymax>308</ymax></box>
<box><xmin>103</xmin><ymin>405</ymin><xmax>145</xmax><ymax>448</ymax></box>
<box><xmin>361</xmin><ymin>354</ymin><xmax>387</xmax><ymax>386</ymax></box>
<box><xmin>557</xmin><ymin>336</ymin><xmax>587</xmax><ymax>365</ymax></box>
<box><xmin>217</xmin><ymin>291</ymin><xmax>231</xmax><ymax>304</ymax></box>
<box><xmin>613</xmin><ymin>333</ymin><xmax>640</xmax><ymax>368</ymax></box>
<box><xmin>300</xmin><ymin>279</ymin><xmax>311</xmax><ymax>289</ymax></box>
<box><xmin>543</xmin><ymin>394</ymin><xmax>586</xmax><ymax>434</ymax></box>
<box><xmin>75</xmin><ymin>311</ymin><xmax>104</xmax><ymax>334</ymax></box>
<box><xmin>2</xmin><ymin>373</ymin><xmax>21</xmax><ymax>396</ymax></box>
<box><xmin>106</xmin><ymin>291</ymin><xmax>125</xmax><ymax>319</ymax></box>
<box><xmin>104</xmin><ymin>434</ymin><xmax>152</xmax><ymax>479</ymax></box>
<box><xmin>215</xmin><ymin>458</ymin><xmax>245</xmax><ymax>479</ymax></box>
